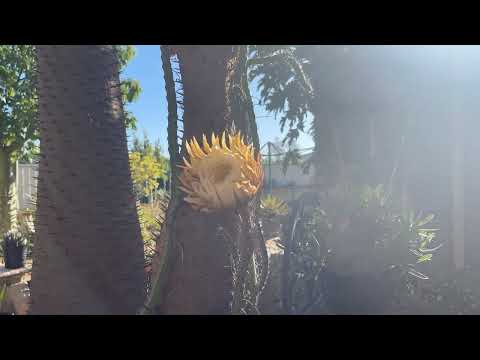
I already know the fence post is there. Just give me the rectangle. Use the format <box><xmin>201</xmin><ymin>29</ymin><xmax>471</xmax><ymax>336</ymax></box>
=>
<box><xmin>267</xmin><ymin>142</ymin><xmax>272</xmax><ymax>195</ymax></box>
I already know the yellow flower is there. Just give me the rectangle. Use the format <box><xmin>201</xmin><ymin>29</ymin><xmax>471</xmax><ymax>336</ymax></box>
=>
<box><xmin>178</xmin><ymin>131</ymin><xmax>264</xmax><ymax>212</ymax></box>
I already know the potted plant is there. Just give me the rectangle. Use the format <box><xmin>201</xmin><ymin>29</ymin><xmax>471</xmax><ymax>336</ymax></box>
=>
<box><xmin>17</xmin><ymin>208</ymin><xmax>36</xmax><ymax>259</ymax></box>
<box><xmin>259</xmin><ymin>195</ymin><xmax>289</xmax><ymax>239</ymax></box>
<box><xmin>2</xmin><ymin>231</ymin><xmax>27</xmax><ymax>270</ymax></box>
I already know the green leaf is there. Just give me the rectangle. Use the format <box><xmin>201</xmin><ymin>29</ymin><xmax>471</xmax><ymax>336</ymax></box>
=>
<box><xmin>417</xmin><ymin>254</ymin><xmax>433</xmax><ymax>263</ymax></box>
<box><xmin>409</xmin><ymin>248</ymin><xmax>423</xmax><ymax>257</ymax></box>
<box><xmin>408</xmin><ymin>268</ymin><xmax>429</xmax><ymax>280</ymax></box>
<box><xmin>419</xmin><ymin>244</ymin><xmax>443</xmax><ymax>253</ymax></box>
<box><xmin>416</xmin><ymin>214</ymin><xmax>435</xmax><ymax>227</ymax></box>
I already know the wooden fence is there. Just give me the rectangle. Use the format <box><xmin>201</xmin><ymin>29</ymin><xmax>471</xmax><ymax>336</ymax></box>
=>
<box><xmin>16</xmin><ymin>162</ymin><xmax>38</xmax><ymax>210</ymax></box>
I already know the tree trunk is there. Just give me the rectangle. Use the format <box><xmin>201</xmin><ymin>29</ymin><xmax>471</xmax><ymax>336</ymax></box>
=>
<box><xmin>31</xmin><ymin>46</ymin><xmax>145</xmax><ymax>314</ymax></box>
<box><xmin>155</xmin><ymin>45</ymin><xmax>257</xmax><ymax>314</ymax></box>
<box><xmin>0</xmin><ymin>149</ymin><xmax>12</xmax><ymax>237</ymax></box>
<box><xmin>310</xmin><ymin>99</ymin><xmax>346</xmax><ymax>187</ymax></box>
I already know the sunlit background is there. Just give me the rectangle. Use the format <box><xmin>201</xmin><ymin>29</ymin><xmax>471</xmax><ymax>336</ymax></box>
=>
<box><xmin>5</xmin><ymin>44</ymin><xmax>480</xmax><ymax>315</ymax></box>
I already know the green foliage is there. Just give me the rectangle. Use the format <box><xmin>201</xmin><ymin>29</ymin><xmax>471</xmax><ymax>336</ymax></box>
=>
<box><xmin>277</xmin><ymin>183</ymin><xmax>442</xmax><ymax>314</ymax></box>
<box><xmin>360</xmin><ymin>184</ymin><xmax>388</xmax><ymax>208</ymax></box>
<box><xmin>0</xmin><ymin>283</ymin><xmax>7</xmax><ymax>313</ymax></box>
<box><xmin>284</xmin><ymin>204</ymin><xmax>333</xmax><ymax>314</ymax></box>
<box><xmin>0</xmin><ymin>45</ymin><xmax>38</xmax><ymax>161</ymax></box>
<box><xmin>402</xmin><ymin>213</ymin><xmax>441</xmax><ymax>266</ymax></box>
<box><xmin>130</xmin><ymin>152</ymin><xmax>165</xmax><ymax>198</ymax></box>
<box><xmin>267</xmin><ymin>138</ymin><xmax>307</xmax><ymax>174</ymax></box>
<box><xmin>281</xmin><ymin>148</ymin><xmax>303</xmax><ymax>174</ymax></box>
<box><xmin>137</xmin><ymin>201</ymin><xmax>165</xmax><ymax>262</ymax></box>
<box><xmin>0</xmin><ymin>45</ymin><xmax>140</xmax><ymax>161</ymax></box>
<box><xmin>129</xmin><ymin>130</ymin><xmax>168</xmax><ymax>199</ymax></box>
<box><xmin>114</xmin><ymin>45</ymin><xmax>136</xmax><ymax>68</ymax></box>
<box><xmin>15</xmin><ymin>208</ymin><xmax>35</xmax><ymax>257</ymax></box>
<box><xmin>2</xmin><ymin>230</ymin><xmax>26</xmax><ymax>249</ymax></box>
<box><xmin>114</xmin><ymin>45</ymin><xmax>142</xmax><ymax>130</ymax></box>
<box><xmin>121</xmin><ymin>79</ymin><xmax>141</xmax><ymax>103</ymax></box>
<box><xmin>131</xmin><ymin>130</ymin><xmax>166</xmax><ymax>163</ymax></box>
<box><xmin>357</xmin><ymin>184</ymin><xmax>441</xmax><ymax>280</ymax></box>
<box><xmin>248</xmin><ymin>45</ymin><xmax>313</xmax><ymax>146</ymax></box>
<box><xmin>137</xmin><ymin>194</ymin><xmax>169</xmax><ymax>296</ymax></box>
<box><xmin>260</xmin><ymin>195</ymin><xmax>288</xmax><ymax>219</ymax></box>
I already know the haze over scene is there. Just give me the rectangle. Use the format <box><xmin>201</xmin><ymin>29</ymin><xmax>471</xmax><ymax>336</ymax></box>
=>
<box><xmin>121</xmin><ymin>45</ymin><xmax>315</xmax><ymax>156</ymax></box>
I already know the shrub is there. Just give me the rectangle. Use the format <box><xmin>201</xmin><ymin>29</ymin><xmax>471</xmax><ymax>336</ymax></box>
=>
<box><xmin>16</xmin><ymin>208</ymin><xmax>35</xmax><ymax>258</ymax></box>
<box><xmin>138</xmin><ymin>198</ymin><xmax>167</xmax><ymax>263</ymax></box>
<box><xmin>278</xmin><ymin>184</ymin><xmax>442</xmax><ymax>314</ymax></box>
<box><xmin>259</xmin><ymin>195</ymin><xmax>288</xmax><ymax>220</ymax></box>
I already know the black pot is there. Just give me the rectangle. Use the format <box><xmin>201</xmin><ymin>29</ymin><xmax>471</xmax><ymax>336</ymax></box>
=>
<box><xmin>2</xmin><ymin>241</ymin><xmax>26</xmax><ymax>269</ymax></box>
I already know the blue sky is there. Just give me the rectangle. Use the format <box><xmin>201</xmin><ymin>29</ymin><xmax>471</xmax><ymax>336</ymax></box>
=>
<box><xmin>121</xmin><ymin>45</ymin><xmax>314</xmax><ymax>155</ymax></box>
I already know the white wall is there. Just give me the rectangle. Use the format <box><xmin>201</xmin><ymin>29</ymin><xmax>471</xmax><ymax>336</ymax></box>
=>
<box><xmin>16</xmin><ymin>163</ymin><xmax>38</xmax><ymax>210</ymax></box>
<box><xmin>263</xmin><ymin>161</ymin><xmax>315</xmax><ymax>188</ymax></box>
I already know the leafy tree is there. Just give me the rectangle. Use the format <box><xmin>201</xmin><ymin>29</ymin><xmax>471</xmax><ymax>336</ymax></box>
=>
<box><xmin>248</xmin><ymin>46</ymin><xmax>380</xmax><ymax>181</ymax></box>
<box><xmin>131</xmin><ymin>129</ymin><xmax>165</xmax><ymax>162</ymax></box>
<box><xmin>248</xmin><ymin>46</ymin><xmax>314</xmax><ymax>175</ymax></box>
<box><xmin>248</xmin><ymin>45</ymin><xmax>313</xmax><ymax>146</ymax></box>
<box><xmin>0</xmin><ymin>45</ymin><xmax>38</xmax><ymax>236</ymax></box>
<box><xmin>129</xmin><ymin>130</ymin><xmax>168</xmax><ymax>200</ymax></box>
<box><xmin>114</xmin><ymin>45</ymin><xmax>142</xmax><ymax>130</ymax></box>
<box><xmin>129</xmin><ymin>152</ymin><xmax>166</xmax><ymax>199</ymax></box>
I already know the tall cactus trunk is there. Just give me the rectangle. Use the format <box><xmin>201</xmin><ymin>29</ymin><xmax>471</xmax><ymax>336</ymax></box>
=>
<box><xmin>149</xmin><ymin>45</ymin><xmax>259</xmax><ymax>314</ymax></box>
<box><xmin>31</xmin><ymin>45</ymin><xmax>145</xmax><ymax>314</ymax></box>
